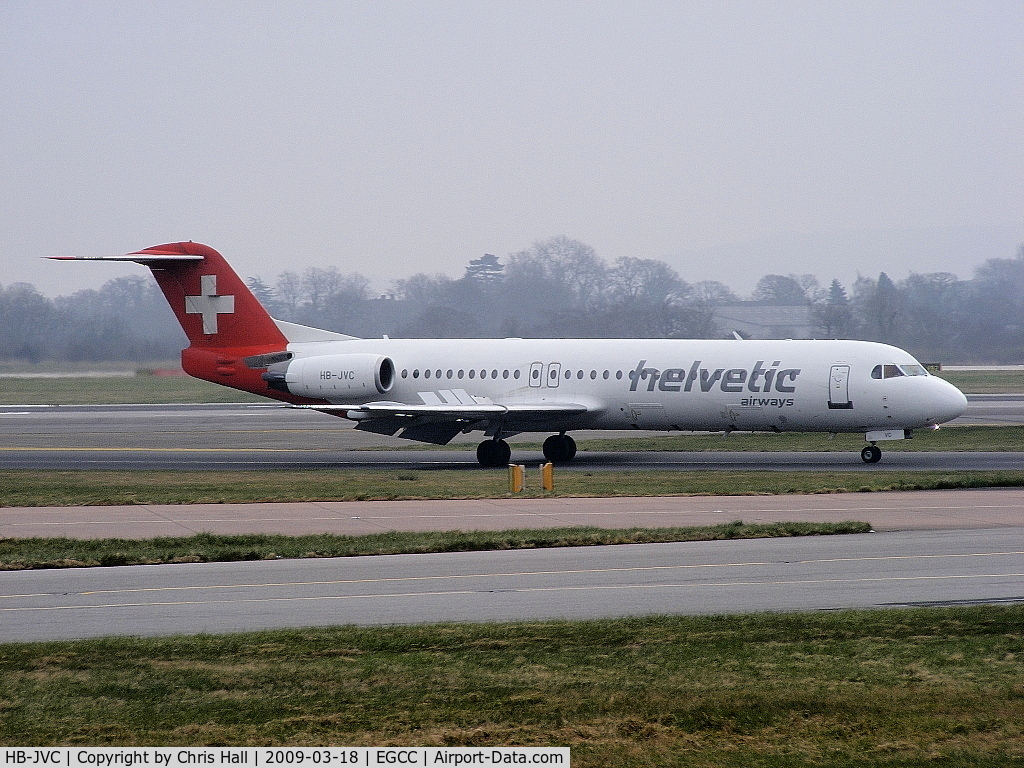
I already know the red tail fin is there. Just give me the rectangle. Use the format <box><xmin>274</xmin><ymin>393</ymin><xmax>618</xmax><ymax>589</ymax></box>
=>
<box><xmin>134</xmin><ymin>242</ymin><xmax>302</xmax><ymax>398</ymax></box>
<box><xmin>129</xmin><ymin>242</ymin><xmax>287</xmax><ymax>351</ymax></box>
<box><xmin>55</xmin><ymin>242</ymin><xmax>316</xmax><ymax>402</ymax></box>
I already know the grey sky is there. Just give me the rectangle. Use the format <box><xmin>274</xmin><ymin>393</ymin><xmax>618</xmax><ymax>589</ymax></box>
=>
<box><xmin>2</xmin><ymin>1</ymin><xmax>1022</xmax><ymax>298</ymax></box>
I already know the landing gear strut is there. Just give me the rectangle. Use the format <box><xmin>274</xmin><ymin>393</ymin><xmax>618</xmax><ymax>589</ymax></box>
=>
<box><xmin>860</xmin><ymin>444</ymin><xmax>882</xmax><ymax>463</ymax></box>
<box><xmin>476</xmin><ymin>439</ymin><xmax>511</xmax><ymax>467</ymax></box>
<box><xmin>542</xmin><ymin>433</ymin><xmax>577</xmax><ymax>463</ymax></box>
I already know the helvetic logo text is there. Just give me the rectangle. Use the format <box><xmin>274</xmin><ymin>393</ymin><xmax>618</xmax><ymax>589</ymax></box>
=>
<box><xmin>628</xmin><ymin>360</ymin><xmax>801</xmax><ymax>394</ymax></box>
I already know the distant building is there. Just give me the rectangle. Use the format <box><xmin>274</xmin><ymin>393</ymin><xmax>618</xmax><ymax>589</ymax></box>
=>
<box><xmin>711</xmin><ymin>302</ymin><xmax>815</xmax><ymax>339</ymax></box>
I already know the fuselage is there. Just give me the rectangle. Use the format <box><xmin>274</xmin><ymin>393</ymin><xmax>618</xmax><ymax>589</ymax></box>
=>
<box><xmin>58</xmin><ymin>242</ymin><xmax>970</xmax><ymax>464</ymax></box>
<box><xmin>282</xmin><ymin>337</ymin><xmax>968</xmax><ymax>436</ymax></box>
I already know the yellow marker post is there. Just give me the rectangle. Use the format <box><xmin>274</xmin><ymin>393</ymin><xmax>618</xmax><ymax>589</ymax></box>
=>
<box><xmin>541</xmin><ymin>462</ymin><xmax>554</xmax><ymax>491</ymax></box>
<box><xmin>508</xmin><ymin>463</ymin><xmax>525</xmax><ymax>493</ymax></box>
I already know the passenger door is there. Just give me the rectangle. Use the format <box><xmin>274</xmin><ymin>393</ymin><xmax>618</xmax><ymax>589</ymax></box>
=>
<box><xmin>828</xmin><ymin>364</ymin><xmax>853</xmax><ymax>409</ymax></box>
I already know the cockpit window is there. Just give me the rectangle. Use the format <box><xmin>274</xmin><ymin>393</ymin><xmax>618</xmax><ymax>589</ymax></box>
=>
<box><xmin>872</xmin><ymin>363</ymin><xmax>929</xmax><ymax>380</ymax></box>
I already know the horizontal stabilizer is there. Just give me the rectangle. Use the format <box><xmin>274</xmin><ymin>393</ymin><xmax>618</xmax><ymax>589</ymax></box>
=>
<box><xmin>49</xmin><ymin>254</ymin><xmax>203</xmax><ymax>264</ymax></box>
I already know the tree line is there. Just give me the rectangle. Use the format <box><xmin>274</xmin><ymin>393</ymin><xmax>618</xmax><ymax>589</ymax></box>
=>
<box><xmin>3</xmin><ymin>236</ymin><xmax>1024</xmax><ymax>364</ymax></box>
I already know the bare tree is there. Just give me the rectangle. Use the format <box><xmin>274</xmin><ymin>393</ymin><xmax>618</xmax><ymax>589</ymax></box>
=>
<box><xmin>692</xmin><ymin>280</ymin><xmax>738</xmax><ymax>306</ymax></box>
<box><xmin>274</xmin><ymin>271</ymin><xmax>302</xmax><ymax>321</ymax></box>
<box><xmin>751</xmin><ymin>274</ymin><xmax>809</xmax><ymax>304</ymax></box>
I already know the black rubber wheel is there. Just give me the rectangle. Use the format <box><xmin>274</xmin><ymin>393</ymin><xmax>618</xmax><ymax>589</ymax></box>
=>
<box><xmin>477</xmin><ymin>439</ymin><xmax>511</xmax><ymax>467</ymax></box>
<box><xmin>560</xmin><ymin>434</ymin><xmax>577</xmax><ymax>462</ymax></box>
<box><xmin>860</xmin><ymin>445</ymin><xmax>882</xmax><ymax>463</ymax></box>
<box><xmin>542</xmin><ymin>434</ymin><xmax>577</xmax><ymax>463</ymax></box>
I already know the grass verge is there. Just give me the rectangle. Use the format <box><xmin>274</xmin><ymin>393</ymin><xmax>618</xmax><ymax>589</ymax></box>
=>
<box><xmin>0</xmin><ymin>521</ymin><xmax>871</xmax><ymax>570</ymax></box>
<box><xmin>3</xmin><ymin>468</ymin><xmax>1024</xmax><ymax>507</ymax></box>
<box><xmin>0</xmin><ymin>373</ymin><xmax>267</xmax><ymax>405</ymax></box>
<box><xmin>938</xmin><ymin>369</ymin><xmax>1024</xmax><ymax>393</ymax></box>
<box><xmin>1</xmin><ymin>607</ymin><xmax>1021</xmax><ymax>765</ymax></box>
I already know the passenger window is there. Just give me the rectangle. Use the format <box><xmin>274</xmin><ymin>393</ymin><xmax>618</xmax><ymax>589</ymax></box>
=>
<box><xmin>503</xmin><ymin>370</ymin><xmax>509</xmax><ymax>379</ymax></box>
<box><xmin>469</xmin><ymin>370</ymin><xmax>475</xmax><ymax>379</ymax></box>
<box><xmin>480</xmin><ymin>369</ymin><xmax>487</xmax><ymax>379</ymax></box>
<box><xmin>436</xmin><ymin>370</ymin><xmax>442</xmax><ymax>379</ymax></box>
<box><xmin>577</xmin><ymin>370</ymin><xmax>584</xmax><ymax>380</ymax></box>
<box><xmin>424</xmin><ymin>369</ymin><xmax>431</xmax><ymax>379</ymax></box>
<box><xmin>446</xmin><ymin>370</ymin><xmax>453</xmax><ymax>379</ymax></box>
<box><xmin>514</xmin><ymin>370</ymin><xmax>521</xmax><ymax>380</ymax></box>
<box><xmin>402</xmin><ymin>369</ymin><xmax>408</xmax><ymax>378</ymax></box>
<box><xmin>413</xmin><ymin>369</ymin><xmax>420</xmax><ymax>378</ymax></box>
<box><xmin>590</xmin><ymin>370</ymin><xmax>597</xmax><ymax>379</ymax></box>
<box><xmin>491</xmin><ymin>369</ymin><xmax>498</xmax><ymax>379</ymax></box>
<box><xmin>603</xmin><ymin>370</ymin><xmax>609</xmax><ymax>380</ymax></box>
<box><xmin>565</xmin><ymin>370</ymin><xmax>572</xmax><ymax>379</ymax></box>
<box><xmin>458</xmin><ymin>369</ymin><xmax>464</xmax><ymax>379</ymax></box>
<box><xmin>616</xmin><ymin>371</ymin><xmax>623</xmax><ymax>380</ymax></box>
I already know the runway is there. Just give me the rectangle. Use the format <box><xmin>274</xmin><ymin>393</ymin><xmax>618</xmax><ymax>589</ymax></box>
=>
<box><xmin>0</xmin><ymin>395</ymin><xmax>1021</xmax><ymax>471</ymax></box>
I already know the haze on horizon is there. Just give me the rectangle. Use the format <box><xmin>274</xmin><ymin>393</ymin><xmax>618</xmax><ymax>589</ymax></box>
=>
<box><xmin>2</xmin><ymin>1</ymin><xmax>1021</xmax><ymax>298</ymax></box>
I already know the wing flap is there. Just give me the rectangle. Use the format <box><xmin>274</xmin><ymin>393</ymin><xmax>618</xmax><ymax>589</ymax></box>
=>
<box><xmin>290</xmin><ymin>400</ymin><xmax>595</xmax><ymax>444</ymax></box>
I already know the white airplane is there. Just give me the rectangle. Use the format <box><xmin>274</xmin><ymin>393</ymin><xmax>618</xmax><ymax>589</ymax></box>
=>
<box><xmin>55</xmin><ymin>242</ymin><xmax>968</xmax><ymax>466</ymax></box>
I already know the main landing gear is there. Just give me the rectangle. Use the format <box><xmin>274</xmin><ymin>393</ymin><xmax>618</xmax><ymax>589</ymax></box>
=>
<box><xmin>542</xmin><ymin>433</ymin><xmax>577</xmax><ymax>463</ymax></box>
<box><xmin>476</xmin><ymin>438</ymin><xmax>512</xmax><ymax>467</ymax></box>
<box><xmin>474</xmin><ymin>433</ymin><xmax>578</xmax><ymax>467</ymax></box>
<box><xmin>860</xmin><ymin>445</ymin><xmax>882</xmax><ymax>463</ymax></box>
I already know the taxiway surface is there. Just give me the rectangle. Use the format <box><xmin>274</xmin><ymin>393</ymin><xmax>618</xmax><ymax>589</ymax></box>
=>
<box><xmin>2</xmin><ymin>525</ymin><xmax>1022</xmax><ymax>642</ymax></box>
<box><xmin>0</xmin><ymin>396</ymin><xmax>1020</xmax><ymax>471</ymax></box>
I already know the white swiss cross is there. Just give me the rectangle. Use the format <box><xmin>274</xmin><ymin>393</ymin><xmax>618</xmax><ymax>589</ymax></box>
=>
<box><xmin>185</xmin><ymin>274</ymin><xmax>235</xmax><ymax>334</ymax></box>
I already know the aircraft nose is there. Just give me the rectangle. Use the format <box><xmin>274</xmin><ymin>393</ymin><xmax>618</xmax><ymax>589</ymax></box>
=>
<box><xmin>929</xmin><ymin>379</ymin><xmax>968</xmax><ymax>424</ymax></box>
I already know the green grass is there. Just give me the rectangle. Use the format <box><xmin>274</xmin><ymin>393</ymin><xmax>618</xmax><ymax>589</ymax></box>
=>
<box><xmin>937</xmin><ymin>369</ymin><xmax>1024</xmax><ymax>393</ymax></box>
<box><xmin>0</xmin><ymin>372</ymin><xmax>267</xmax><ymax>405</ymax></box>
<box><xmin>0</xmin><ymin>522</ymin><xmax>871</xmax><ymax>570</ymax></box>
<box><xmin>4</xmin><ymin>468</ymin><xmax>1024</xmax><ymax>507</ymax></box>
<box><xmin>1</xmin><ymin>607</ymin><xmax>1022</xmax><ymax>765</ymax></box>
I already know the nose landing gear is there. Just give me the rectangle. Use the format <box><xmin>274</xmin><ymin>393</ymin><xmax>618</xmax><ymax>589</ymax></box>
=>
<box><xmin>860</xmin><ymin>444</ymin><xmax>882</xmax><ymax>463</ymax></box>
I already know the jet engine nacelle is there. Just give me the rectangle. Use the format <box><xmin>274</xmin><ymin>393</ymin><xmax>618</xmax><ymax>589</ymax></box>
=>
<box><xmin>264</xmin><ymin>354</ymin><xmax>395</xmax><ymax>398</ymax></box>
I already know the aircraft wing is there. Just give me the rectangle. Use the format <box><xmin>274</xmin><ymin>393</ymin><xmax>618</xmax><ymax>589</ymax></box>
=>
<box><xmin>290</xmin><ymin>399</ymin><xmax>594</xmax><ymax>445</ymax></box>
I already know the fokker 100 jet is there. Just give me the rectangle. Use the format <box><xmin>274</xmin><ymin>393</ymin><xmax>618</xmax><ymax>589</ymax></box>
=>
<box><xmin>54</xmin><ymin>242</ymin><xmax>968</xmax><ymax>466</ymax></box>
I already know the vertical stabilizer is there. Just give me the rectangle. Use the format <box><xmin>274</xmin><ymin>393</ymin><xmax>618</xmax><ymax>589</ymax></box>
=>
<box><xmin>53</xmin><ymin>242</ymin><xmax>321</xmax><ymax>403</ymax></box>
<box><xmin>126</xmin><ymin>242</ymin><xmax>288</xmax><ymax>351</ymax></box>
